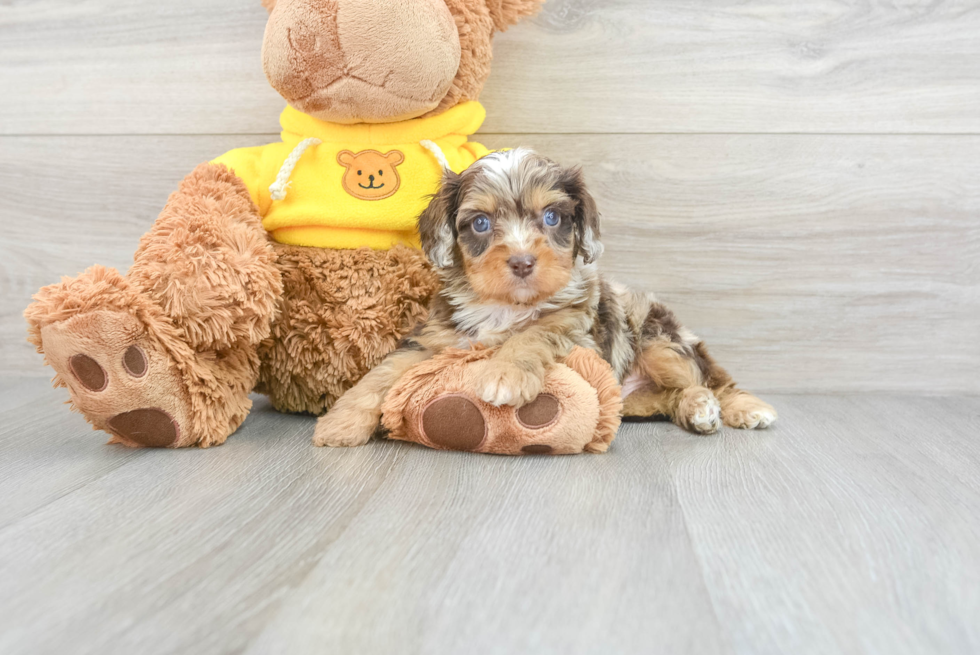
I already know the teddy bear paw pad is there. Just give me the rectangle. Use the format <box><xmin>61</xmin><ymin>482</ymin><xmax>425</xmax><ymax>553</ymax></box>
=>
<box><xmin>421</xmin><ymin>394</ymin><xmax>487</xmax><ymax>451</ymax></box>
<box><xmin>107</xmin><ymin>408</ymin><xmax>179</xmax><ymax>448</ymax></box>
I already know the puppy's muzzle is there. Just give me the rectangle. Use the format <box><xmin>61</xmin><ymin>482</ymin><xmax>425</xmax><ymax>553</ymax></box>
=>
<box><xmin>508</xmin><ymin>253</ymin><xmax>537</xmax><ymax>279</ymax></box>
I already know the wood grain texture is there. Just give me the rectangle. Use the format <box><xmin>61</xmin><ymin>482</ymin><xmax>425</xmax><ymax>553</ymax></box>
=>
<box><xmin>661</xmin><ymin>395</ymin><xmax>980</xmax><ymax>655</ymax></box>
<box><xmin>3</xmin><ymin>134</ymin><xmax>978</xmax><ymax>393</ymax></box>
<box><xmin>3</xmin><ymin>0</ymin><xmax>980</xmax><ymax>135</ymax></box>
<box><xmin>1</xmin><ymin>380</ymin><xmax>978</xmax><ymax>654</ymax></box>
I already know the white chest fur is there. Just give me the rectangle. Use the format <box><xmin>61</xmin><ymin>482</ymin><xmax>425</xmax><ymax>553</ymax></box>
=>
<box><xmin>452</xmin><ymin>303</ymin><xmax>542</xmax><ymax>347</ymax></box>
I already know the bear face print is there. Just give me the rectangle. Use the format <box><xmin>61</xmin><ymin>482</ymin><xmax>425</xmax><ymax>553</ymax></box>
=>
<box><xmin>337</xmin><ymin>149</ymin><xmax>405</xmax><ymax>201</ymax></box>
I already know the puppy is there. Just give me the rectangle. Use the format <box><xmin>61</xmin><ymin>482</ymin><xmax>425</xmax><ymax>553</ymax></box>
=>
<box><xmin>314</xmin><ymin>149</ymin><xmax>776</xmax><ymax>447</ymax></box>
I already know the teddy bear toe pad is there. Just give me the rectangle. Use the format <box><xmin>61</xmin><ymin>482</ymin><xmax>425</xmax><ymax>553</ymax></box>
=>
<box><xmin>68</xmin><ymin>354</ymin><xmax>108</xmax><ymax>392</ymax></box>
<box><xmin>418</xmin><ymin>392</ymin><xmax>567</xmax><ymax>455</ymax></box>
<box><xmin>107</xmin><ymin>408</ymin><xmax>180</xmax><ymax>448</ymax></box>
<box><xmin>516</xmin><ymin>394</ymin><xmax>561</xmax><ymax>429</ymax></box>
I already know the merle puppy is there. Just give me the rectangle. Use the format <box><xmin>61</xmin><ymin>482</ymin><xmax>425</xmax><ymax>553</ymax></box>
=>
<box><xmin>314</xmin><ymin>149</ymin><xmax>776</xmax><ymax>447</ymax></box>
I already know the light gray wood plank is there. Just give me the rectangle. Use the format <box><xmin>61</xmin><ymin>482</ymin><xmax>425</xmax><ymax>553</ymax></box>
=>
<box><xmin>241</xmin><ymin>424</ymin><xmax>724</xmax><ymax>655</ymax></box>
<box><xmin>3</xmin><ymin>0</ymin><xmax>980</xmax><ymax>135</ymax></box>
<box><xmin>0</xmin><ymin>393</ymin><xmax>400</xmax><ymax>655</ymax></box>
<box><xmin>0</xmin><ymin>376</ymin><xmax>51</xmax><ymax>413</ymax></box>
<box><xmin>0</xmin><ymin>388</ymin><xmax>722</xmax><ymax>655</ymax></box>
<box><xmin>662</xmin><ymin>395</ymin><xmax>980</xmax><ymax>655</ymax></box>
<box><xmin>491</xmin><ymin>134</ymin><xmax>980</xmax><ymax>396</ymax></box>
<box><xmin>1</xmin><ymin>392</ymin><xmax>978</xmax><ymax>654</ymax></box>
<box><xmin>0</xmin><ymin>378</ymin><xmax>142</xmax><ymax>529</ymax></box>
<box><xmin>3</xmin><ymin>134</ymin><xmax>978</xmax><ymax>393</ymax></box>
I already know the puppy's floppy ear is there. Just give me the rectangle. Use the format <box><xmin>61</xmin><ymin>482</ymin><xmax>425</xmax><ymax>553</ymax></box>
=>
<box><xmin>560</xmin><ymin>166</ymin><xmax>604</xmax><ymax>264</ymax></box>
<box><xmin>485</xmin><ymin>0</ymin><xmax>545</xmax><ymax>32</ymax></box>
<box><xmin>418</xmin><ymin>170</ymin><xmax>464</xmax><ymax>268</ymax></box>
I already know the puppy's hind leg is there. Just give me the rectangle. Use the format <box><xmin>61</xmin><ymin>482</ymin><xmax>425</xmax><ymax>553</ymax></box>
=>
<box><xmin>314</xmin><ymin>347</ymin><xmax>431</xmax><ymax>447</ymax></box>
<box><xmin>632</xmin><ymin>340</ymin><xmax>722</xmax><ymax>435</ymax></box>
<box><xmin>693</xmin><ymin>342</ymin><xmax>777</xmax><ymax>430</ymax></box>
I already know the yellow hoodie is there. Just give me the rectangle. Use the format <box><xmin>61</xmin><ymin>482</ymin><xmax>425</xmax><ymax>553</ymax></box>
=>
<box><xmin>212</xmin><ymin>102</ymin><xmax>490</xmax><ymax>250</ymax></box>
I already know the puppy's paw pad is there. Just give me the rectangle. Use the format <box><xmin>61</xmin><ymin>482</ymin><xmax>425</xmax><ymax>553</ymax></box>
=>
<box><xmin>467</xmin><ymin>360</ymin><xmax>543</xmax><ymax>407</ymax></box>
<box><xmin>679</xmin><ymin>388</ymin><xmax>721</xmax><ymax>435</ymax></box>
<box><xmin>722</xmin><ymin>396</ymin><xmax>778</xmax><ymax>429</ymax></box>
<box><xmin>725</xmin><ymin>408</ymin><xmax>778</xmax><ymax>429</ymax></box>
<box><xmin>314</xmin><ymin>409</ymin><xmax>376</xmax><ymax>448</ymax></box>
<box><xmin>690</xmin><ymin>402</ymin><xmax>721</xmax><ymax>434</ymax></box>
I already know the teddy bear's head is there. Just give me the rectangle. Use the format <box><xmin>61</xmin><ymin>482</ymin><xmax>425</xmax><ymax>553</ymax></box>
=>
<box><xmin>261</xmin><ymin>0</ymin><xmax>544</xmax><ymax>124</ymax></box>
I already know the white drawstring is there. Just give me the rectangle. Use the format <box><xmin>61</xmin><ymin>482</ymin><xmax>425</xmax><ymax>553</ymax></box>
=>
<box><xmin>420</xmin><ymin>139</ymin><xmax>450</xmax><ymax>171</ymax></box>
<box><xmin>269</xmin><ymin>137</ymin><xmax>321</xmax><ymax>201</ymax></box>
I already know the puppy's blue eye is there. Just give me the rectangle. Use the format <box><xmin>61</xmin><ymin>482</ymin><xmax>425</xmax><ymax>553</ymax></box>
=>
<box><xmin>544</xmin><ymin>209</ymin><xmax>560</xmax><ymax>226</ymax></box>
<box><xmin>473</xmin><ymin>215</ymin><xmax>491</xmax><ymax>233</ymax></box>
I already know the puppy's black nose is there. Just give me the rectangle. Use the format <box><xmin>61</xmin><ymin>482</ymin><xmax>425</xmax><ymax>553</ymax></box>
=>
<box><xmin>508</xmin><ymin>253</ymin><xmax>537</xmax><ymax>279</ymax></box>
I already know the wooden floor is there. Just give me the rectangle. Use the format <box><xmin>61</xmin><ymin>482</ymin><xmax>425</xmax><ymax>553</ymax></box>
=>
<box><xmin>1</xmin><ymin>378</ymin><xmax>977</xmax><ymax>655</ymax></box>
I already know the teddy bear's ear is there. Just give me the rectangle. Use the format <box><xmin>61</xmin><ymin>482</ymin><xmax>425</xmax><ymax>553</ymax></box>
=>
<box><xmin>337</xmin><ymin>151</ymin><xmax>355</xmax><ymax>167</ymax></box>
<box><xmin>485</xmin><ymin>0</ymin><xmax>545</xmax><ymax>32</ymax></box>
<box><xmin>385</xmin><ymin>151</ymin><xmax>406</xmax><ymax>166</ymax></box>
<box><xmin>261</xmin><ymin>0</ymin><xmax>276</xmax><ymax>13</ymax></box>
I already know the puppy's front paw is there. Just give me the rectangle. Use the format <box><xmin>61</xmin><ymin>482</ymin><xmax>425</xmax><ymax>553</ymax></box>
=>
<box><xmin>467</xmin><ymin>359</ymin><xmax>544</xmax><ymax>407</ymax></box>
<box><xmin>313</xmin><ymin>406</ymin><xmax>377</xmax><ymax>448</ymax></box>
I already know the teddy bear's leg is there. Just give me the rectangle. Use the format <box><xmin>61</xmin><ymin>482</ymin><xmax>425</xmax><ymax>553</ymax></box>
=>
<box><xmin>255</xmin><ymin>244</ymin><xmax>438</xmax><ymax>416</ymax></box>
<box><xmin>25</xmin><ymin>164</ymin><xmax>282</xmax><ymax>447</ymax></box>
<box><xmin>622</xmin><ymin>342</ymin><xmax>776</xmax><ymax>433</ymax></box>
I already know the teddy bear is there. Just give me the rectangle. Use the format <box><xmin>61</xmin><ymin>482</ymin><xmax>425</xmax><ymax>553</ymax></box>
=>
<box><xmin>25</xmin><ymin>0</ymin><xmax>624</xmax><ymax>451</ymax></box>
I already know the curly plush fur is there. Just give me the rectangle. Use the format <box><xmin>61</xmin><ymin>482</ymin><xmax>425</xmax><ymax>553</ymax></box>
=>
<box><xmin>257</xmin><ymin>242</ymin><xmax>438</xmax><ymax>415</ymax></box>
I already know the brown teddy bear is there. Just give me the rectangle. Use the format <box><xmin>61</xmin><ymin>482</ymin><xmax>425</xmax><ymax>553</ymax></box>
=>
<box><xmin>24</xmin><ymin>0</ymin><xmax>575</xmax><ymax>449</ymax></box>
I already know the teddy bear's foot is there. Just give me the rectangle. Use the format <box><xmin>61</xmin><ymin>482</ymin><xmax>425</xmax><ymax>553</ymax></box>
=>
<box><xmin>37</xmin><ymin>309</ymin><xmax>195</xmax><ymax>448</ymax></box>
<box><xmin>25</xmin><ymin>266</ymin><xmax>253</xmax><ymax>448</ymax></box>
<box><xmin>420</xmin><ymin>393</ymin><xmax>565</xmax><ymax>454</ymax></box>
<box><xmin>381</xmin><ymin>347</ymin><xmax>623</xmax><ymax>456</ymax></box>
